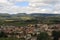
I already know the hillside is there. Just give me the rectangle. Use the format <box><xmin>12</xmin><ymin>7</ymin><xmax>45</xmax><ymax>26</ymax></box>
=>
<box><xmin>0</xmin><ymin>13</ymin><xmax>60</xmax><ymax>26</ymax></box>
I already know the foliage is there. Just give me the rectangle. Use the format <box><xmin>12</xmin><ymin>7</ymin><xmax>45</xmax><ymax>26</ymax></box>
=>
<box><xmin>37</xmin><ymin>32</ymin><xmax>51</xmax><ymax>40</ymax></box>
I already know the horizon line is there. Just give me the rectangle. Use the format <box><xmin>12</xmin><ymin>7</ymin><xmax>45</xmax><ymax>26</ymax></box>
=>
<box><xmin>0</xmin><ymin>13</ymin><xmax>60</xmax><ymax>14</ymax></box>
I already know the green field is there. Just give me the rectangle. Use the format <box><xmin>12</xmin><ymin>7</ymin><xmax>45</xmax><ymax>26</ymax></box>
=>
<box><xmin>0</xmin><ymin>38</ymin><xmax>25</xmax><ymax>40</ymax></box>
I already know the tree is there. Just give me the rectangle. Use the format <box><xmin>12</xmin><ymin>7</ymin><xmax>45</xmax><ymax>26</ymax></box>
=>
<box><xmin>0</xmin><ymin>31</ymin><xmax>7</xmax><ymax>37</ymax></box>
<box><xmin>37</xmin><ymin>31</ymin><xmax>50</xmax><ymax>40</ymax></box>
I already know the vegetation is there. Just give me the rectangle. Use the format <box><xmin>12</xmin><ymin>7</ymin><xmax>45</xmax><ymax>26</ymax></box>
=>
<box><xmin>0</xmin><ymin>38</ymin><xmax>25</xmax><ymax>40</ymax></box>
<box><xmin>37</xmin><ymin>32</ymin><xmax>51</xmax><ymax>40</ymax></box>
<box><xmin>0</xmin><ymin>13</ymin><xmax>60</xmax><ymax>40</ymax></box>
<box><xmin>0</xmin><ymin>13</ymin><xmax>60</xmax><ymax>26</ymax></box>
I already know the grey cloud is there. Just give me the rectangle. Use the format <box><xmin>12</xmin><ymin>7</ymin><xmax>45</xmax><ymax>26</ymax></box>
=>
<box><xmin>0</xmin><ymin>0</ymin><xmax>60</xmax><ymax>14</ymax></box>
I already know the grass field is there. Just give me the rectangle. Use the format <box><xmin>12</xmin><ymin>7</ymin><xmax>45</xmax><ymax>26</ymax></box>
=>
<box><xmin>0</xmin><ymin>38</ymin><xmax>25</xmax><ymax>40</ymax></box>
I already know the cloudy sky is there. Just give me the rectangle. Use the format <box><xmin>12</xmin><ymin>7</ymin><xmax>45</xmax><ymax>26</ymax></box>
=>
<box><xmin>0</xmin><ymin>0</ymin><xmax>60</xmax><ymax>14</ymax></box>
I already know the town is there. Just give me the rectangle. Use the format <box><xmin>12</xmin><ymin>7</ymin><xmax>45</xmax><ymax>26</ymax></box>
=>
<box><xmin>0</xmin><ymin>24</ymin><xmax>60</xmax><ymax>40</ymax></box>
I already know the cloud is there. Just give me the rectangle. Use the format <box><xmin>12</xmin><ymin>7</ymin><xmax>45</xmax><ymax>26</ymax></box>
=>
<box><xmin>0</xmin><ymin>0</ymin><xmax>7</xmax><ymax>3</ymax></box>
<box><xmin>0</xmin><ymin>0</ymin><xmax>60</xmax><ymax>14</ymax></box>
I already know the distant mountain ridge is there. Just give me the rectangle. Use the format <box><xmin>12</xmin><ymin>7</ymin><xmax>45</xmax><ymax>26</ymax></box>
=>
<box><xmin>29</xmin><ymin>13</ymin><xmax>60</xmax><ymax>17</ymax></box>
<box><xmin>0</xmin><ymin>13</ymin><xmax>60</xmax><ymax>17</ymax></box>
